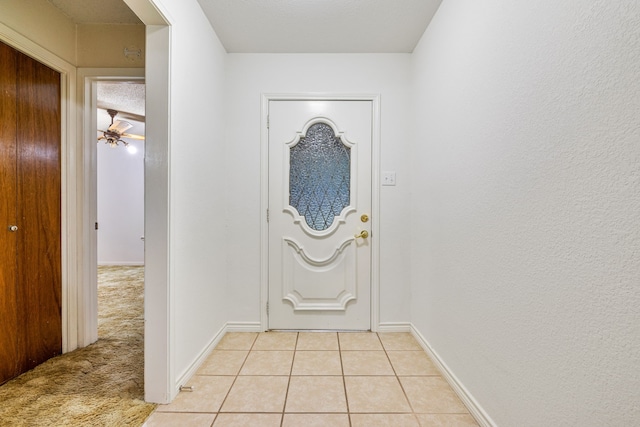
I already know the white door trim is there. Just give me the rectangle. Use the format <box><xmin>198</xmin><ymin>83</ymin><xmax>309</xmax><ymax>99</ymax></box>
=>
<box><xmin>77</xmin><ymin>69</ymin><xmax>145</xmax><ymax>350</ymax></box>
<box><xmin>260</xmin><ymin>93</ymin><xmax>381</xmax><ymax>332</ymax></box>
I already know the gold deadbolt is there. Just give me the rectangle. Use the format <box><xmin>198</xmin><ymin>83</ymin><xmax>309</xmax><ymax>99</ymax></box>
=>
<box><xmin>360</xmin><ymin>214</ymin><xmax>369</xmax><ymax>223</ymax></box>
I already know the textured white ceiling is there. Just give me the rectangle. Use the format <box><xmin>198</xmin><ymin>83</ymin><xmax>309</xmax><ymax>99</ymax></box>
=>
<box><xmin>97</xmin><ymin>82</ymin><xmax>145</xmax><ymax>122</ymax></box>
<box><xmin>198</xmin><ymin>0</ymin><xmax>442</xmax><ymax>53</ymax></box>
<box><xmin>47</xmin><ymin>0</ymin><xmax>441</xmax><ymax>52</ymax></box>
<box><xmin>47</xmin><ymin>0</ymin><xmax>141</xmax><ymax>24</ymax></box>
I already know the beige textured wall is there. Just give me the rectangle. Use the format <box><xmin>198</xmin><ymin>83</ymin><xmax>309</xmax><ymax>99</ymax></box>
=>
<box><xmin>0</xmin><ymin>3</ymin><xmax>145</xmax><ymax>68</ymax></box>
<box><xmin>0</xmin><ymin>0</ymin><xmax>76</xmax><ymax>64</ymax></box>
<box><xmin>77</xmin><ymin>24</ymin><xmax>145</xmax><ymax>68</ymax></box>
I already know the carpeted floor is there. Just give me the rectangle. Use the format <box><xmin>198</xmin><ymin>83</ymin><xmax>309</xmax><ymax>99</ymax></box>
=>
<box><xmin>0</xmin><ymin>265</ymin><xmax>155</xmax><ymax>426</ymax></box>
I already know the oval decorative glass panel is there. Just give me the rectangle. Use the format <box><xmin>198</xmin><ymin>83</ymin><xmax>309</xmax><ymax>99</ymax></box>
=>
<box><xmin>289</xmin><ymin>123</ymin><xmax>351</xmax><ymax>231</ymax></box>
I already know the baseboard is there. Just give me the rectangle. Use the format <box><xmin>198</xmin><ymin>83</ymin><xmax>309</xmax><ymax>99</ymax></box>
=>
<box><xmin>97</xmin><ymin>262</ymin><xmax>144</xmax><ymax>266</ymax></box>
<box><xmin>377</xmin><ymin>322</ymin><xmax>412</xmax><ymax>332</ymax></box>
<box><xmin>172</xmin><ymin>322</ymin><xmax>262</xmax><ymax>395</ymax></box>
<box><xmin>226</xmin><ymin>321</ymin><xmax>263</xmax><ymax>332</ymax></box>
<box><xmin>174</xmin><ymin>323</ymin><xmax>227</xmax><ymax>392</ymax></box>
<box><xmin>410</xmin><ymin>324</ymin><xmax>497</xmax><ymax>427</ymax></box>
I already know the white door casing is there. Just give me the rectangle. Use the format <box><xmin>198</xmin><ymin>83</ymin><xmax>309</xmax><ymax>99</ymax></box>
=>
<box><xmin>268</xmin><ymin>99</ymin><xmax>374</xmax><ymax>330</ymax></box>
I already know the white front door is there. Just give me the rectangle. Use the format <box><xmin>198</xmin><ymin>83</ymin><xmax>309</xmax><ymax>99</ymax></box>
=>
<box><xmin>268</xmin><ymin>99</ymin><xmax>372</xmax><ymax>330</ymax></box>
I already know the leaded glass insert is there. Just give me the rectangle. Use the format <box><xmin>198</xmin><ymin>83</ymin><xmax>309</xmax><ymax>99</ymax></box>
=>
<box><xmin>290</xmin><ymin>123</ymin><xmax>351</xmax><ymax>231</ymax></box>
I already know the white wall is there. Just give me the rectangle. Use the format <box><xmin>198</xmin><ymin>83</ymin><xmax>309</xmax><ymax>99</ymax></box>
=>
<box><xmin>225</xmin><ymin>54</ymin><xmax>413</xmax><ymax>326</ymax></box>
<box><xmin>96</xmin><ymin>113</ymin><xmax>145</xmax><ymax>265</ymax></box>
<box><xmin>148</xmin><ymin>0</ymin><xmax>230</xmax><ymax>391</ymax></box>
<box><xmin>410</xmin><ymin>1</ymin><xmax>640</xmax><ymax>426</ymax></box>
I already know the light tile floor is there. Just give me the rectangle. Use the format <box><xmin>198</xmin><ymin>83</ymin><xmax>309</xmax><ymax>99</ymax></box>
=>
<box><xmin>144</xmin><ymin>332</ymin><xmax>479</xmax><ymax>427</ymax></box>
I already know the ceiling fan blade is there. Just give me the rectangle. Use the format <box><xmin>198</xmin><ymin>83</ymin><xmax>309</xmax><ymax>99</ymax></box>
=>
<box><xmin>116</xmin><ymin>111</ymin><xmax>145</xmax><ymax>123</ymax></box>
<box><xmin>121</xmin><ymin>132</ymin><xmax>145</xmax><ymax>141</ymax></box>
<box><xmin>97</xmin><ymin>105</ymin><xmax>145</xmax><ymax>123</ymax></box>
<box><xmin>108</xmin><ymin>120</ymin><xmax>133</xmax><ymax>134</ymax></box>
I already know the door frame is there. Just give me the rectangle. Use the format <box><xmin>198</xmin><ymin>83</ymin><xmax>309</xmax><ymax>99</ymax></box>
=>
<box><xmin>77</xmin><ymin>69</ymin><xmax>145</xmax><ymax>349</ymax></box>
<box><xmin>260</xmin><ymin>94</ymin><xmax>381</xmax><ymax>331</ymax></box>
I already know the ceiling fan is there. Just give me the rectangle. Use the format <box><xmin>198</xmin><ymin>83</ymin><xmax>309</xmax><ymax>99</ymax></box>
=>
<box><xmin>98</xmin><ymin>109</ymin><xmax>145</xmax><ymax>147</ymax></box>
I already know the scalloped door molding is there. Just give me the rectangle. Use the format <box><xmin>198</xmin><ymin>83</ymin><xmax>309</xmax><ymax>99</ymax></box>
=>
<box><xmin>282</xmin><ymin>237</ymin><xmax>356</xmax><ymax>310</ymax></box>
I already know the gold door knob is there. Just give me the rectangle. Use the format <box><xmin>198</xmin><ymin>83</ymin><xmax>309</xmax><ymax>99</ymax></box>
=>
<box><xmin>354</xmin><ymin>230</ymin><xmax>369</xmax><ymax>239</ymax></box>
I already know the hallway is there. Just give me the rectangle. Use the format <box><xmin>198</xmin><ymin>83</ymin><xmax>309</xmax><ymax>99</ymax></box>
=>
<box><xmin>145</xmin><ymin>332</ymin><xmax>477</xmax><ymax>426</ymax></box>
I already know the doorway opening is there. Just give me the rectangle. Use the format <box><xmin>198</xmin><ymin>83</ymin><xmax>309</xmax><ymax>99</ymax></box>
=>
<box><xmin>96</xmin><ymin>81</ymin><xmax>145</xmax><ymax>342</ymax></box>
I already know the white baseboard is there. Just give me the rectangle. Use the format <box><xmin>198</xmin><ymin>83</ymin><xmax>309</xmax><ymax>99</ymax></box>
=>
<box><xmin>172</xmin><ymin>322</ymin><xmax>262</xmax><ymax>395</ymax></box>
<box><xmin>97</xmin><ymin>262</ymin><xmax>144</xmax><ymax>266</ymax></box>
<box><xmin>410</xmin><ymin>324</ymin><xmax>497</xmax><ymax>427</ymax></box>
<box><xmin>174</xmin><ymin>323</ymin><xmax>227</xmax><ymax>392</ymax></box>
<box><xmin>377</xmin><ymin>322</ymin><xmax>412</xmax><ymax>332</ymax></box>
<box><xmin>226</xmin><ymin>321</ymin><xmax>263</xmax><ymax>332</ymax></box>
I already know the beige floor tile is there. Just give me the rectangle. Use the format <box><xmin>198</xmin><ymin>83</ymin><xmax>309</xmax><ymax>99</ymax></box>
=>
<box><xmin>144</xmin><ymin>412</ymin><xmax>215</xmax><ymax>427</ymax></box>
<box><xmin>297</xmin><ymin>332</ymin><xmax>339</xmax><ymax>350</ymax></box>
<box><xmin>387</xmin><ymin>351</ymin><xmax>440</xmax><ymax>376</ymax></box>
<box><xmin>400</xmin><ymin>377</ymin><xmax>468</xmax><ymax>414</ymax></box>
<box><xmin>351</xmin><ymin>413</ymin><xmax>420</xmax><ymax>427</ymax></box>
<box><xmin>338</xmin><ymin>332</ymin><xmax>383</xmax><ymax>350</ymax></box>
<box><xmin>215</xmin><ymin>332</ymin><xmax>257</xmax><ymax>350</ymax></box>
<box><xmin>416</xmin><ymin>413</ymin><xmax>479</xmax><ymax>427</ymax></box>
<box><xmin>378</xmin><ymin>332</ymin><xmax>423</xmax><ymax>350</ymax></box>
<box><xmin>292</xmin><ymin>350</ymin><xmax>342</xmax><ymax>375</ymax></box>
<box><xmin>221</xmin><ymin>376</ymin><xmax>289</xmax><ymax>412</ymax></box>
<box><xmin>345</xmin><ymin>376</ymin><xmax>412</xmax><ymax>413</ymax></box>
<box><xmin>155</xmin><ymin>375</ymin><xmax>234</xmax><ymax>413</ymax></box>
<box><xmin>253</xmin><ymin>332</ymin><xmax>298</xmax><ymax>350</ymax></box>
<box><xmin>239</xmin><ymin>350</ymin><xmax>294</xmax><ymax>375</ymax></box>
<box><xmin>283</xmin><ymin>413</ymin><xmax>350</xmax><ymax>427</ymax></box>
<box><xmin>197</xmin><ymin>350</ymin><xmax>248</xmax><ymax>375</ymax></box>
<box><xmin>341</xmin><ymin>351</ymin><xmax>395</xmax><ymax>375</ymax></box>
<box><xmin>285</xmin><ymin>376</ymin><xmax>347</xmax><ymax>413</ymax></box>
<box><xmin>213</xmin><ymin>413</ymin><xmax>282</xmax><ymax>427</ymax></box>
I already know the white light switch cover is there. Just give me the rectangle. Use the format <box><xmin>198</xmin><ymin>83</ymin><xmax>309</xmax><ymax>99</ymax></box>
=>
<box><xmin>382</xmin><ymin>171</ymin><xmax>396</xmax><ymax>186</ymax></box>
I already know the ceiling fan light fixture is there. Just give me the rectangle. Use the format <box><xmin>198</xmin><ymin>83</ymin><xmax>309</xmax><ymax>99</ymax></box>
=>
<box><xmin>98</xmin><ymin>109</ymin><xmax>142</xmax><ymax>149</ymax></box>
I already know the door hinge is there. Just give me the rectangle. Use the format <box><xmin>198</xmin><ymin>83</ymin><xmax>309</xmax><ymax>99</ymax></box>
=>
<box><xmin>266</xmin><ymin>208</ymin><xmax>269</xmax><ymax>222</ymax></box>
<box><xmin>267</xmin><ymin>115</ymin><xmax>270</xmax><ymax>129</ymax></box>
<box><xmin>266</xmin><ymin>301</ymin><xmax>269</xmax><ymax>315</ymax></box>
<box><xmin>95</xmin><ymin>222</ymin><xmax>99</xmax><ymax>230</ymax></box>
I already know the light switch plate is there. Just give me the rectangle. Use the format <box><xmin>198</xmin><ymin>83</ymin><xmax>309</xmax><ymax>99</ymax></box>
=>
<box><xmin>382</xmin><ymin>171</ymin><xmax>396</xmax><ymax>186</ymax></box>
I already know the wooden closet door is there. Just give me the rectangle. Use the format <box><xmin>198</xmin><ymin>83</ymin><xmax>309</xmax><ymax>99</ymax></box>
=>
<box><xmin>0</xmin><ymin>41</ymin><xmax>22</xmax><ymax>384</ymax></box>
<box><xmin>16</xmin><ymin>50</ymin><xmax>62</xmax><ymax>370</ymax></box>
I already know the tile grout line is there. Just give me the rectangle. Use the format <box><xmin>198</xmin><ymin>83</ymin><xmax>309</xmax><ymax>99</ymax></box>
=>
<box><xmin>336</xmin><ymin>333</ymin><xmax>354</xmax><ymax>427</ymax></box>
<box><xmin>379</xmin><ymin>333</ymin><xmax>421</xmax><ymax>424</ymax></box>
<box><xmin>212</xmin><ymin>332</ymin><xmax>258</xmax><ymax>424</ymax></box>
<box><xmin>280</xmin><ymin>332</ymin><xmax>299</xmax><ymax>427</ymax></box>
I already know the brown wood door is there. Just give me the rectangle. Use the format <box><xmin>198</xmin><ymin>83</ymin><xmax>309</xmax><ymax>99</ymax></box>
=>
<box><xmin>0</xmin><ymin>39</ymin><xmax>22</xmax><ymax>383</ymax></box>
<box><xmin>0</xmin><ymin>40</ymin><xmax>61</xmax><ymax>384</ymax></box>
<box><xmin>16</xmin><ymin>49</ymin><xmax>62</xmax><ymax>370</ymax></box>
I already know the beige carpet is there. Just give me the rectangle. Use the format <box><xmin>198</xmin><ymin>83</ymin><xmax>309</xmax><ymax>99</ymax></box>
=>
<box><xmin>0</xmin><ymin>265</ymin><xmax>155</xmax><ymax>426</ymax></box>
